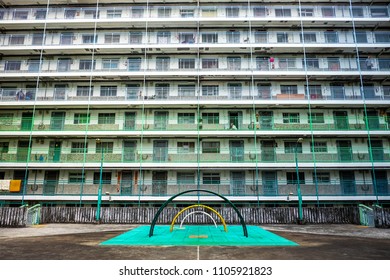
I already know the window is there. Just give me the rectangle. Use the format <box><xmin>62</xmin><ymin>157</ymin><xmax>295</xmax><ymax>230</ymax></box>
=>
<box><xmin>82</xmin><ymin>34</ymin><xmax>97</xmax><ymax>44</ymax></box>
<box><xmin>32</xmin><ymin>33</ymin><xmax>44</xmax><ymax>45</ymax></box>
<box><xmin>226</xmin><ymin>31</ymin><xmax>240</xmax><ymax>43</ymax></box>
<box><xmin>180</xmin><ymin>9</ymin><xmax>194</xmax><ymax>18</ymax></box>
<box><xmin>0</xmin><ymin>142</ymin><xmax>9</xmax><ymax>153</ymax></box>
<box><xmin>71</xmin><ymin>142</ymin><xmax>88</xmax><ymax>153</ymax></box>
<box><xmin>158</xmin><ymin>7</ymin><xmax>171</xmax><ymax>18</ymax></box>
<box><xmin>202</xmin><ymin>141</ymin><xmax>220</xmax><ymax>153</ymax></box>
<box><xmin>253</xmin><ymin>6</ymin><xmax>266</xmax><ymax>17</ymax></box>
<box><xmin>306</xmin><ymin>85</ymin><xmax>322</xmax><ymax>98</ymax></box>
<box><xmin>283</xmin><ymin>113</ymin><xmax>300</xmax><ymax>124</ymax></box>
<box><xmin>84</xmin><ymin>9</ymin><xmax>97</xmax><ymax>19</ymax></box>
<box><xmin>277</xmin><ymin>33</ymin><xmax>288</xmax><ymax>43</ymax></box>
<box><xmin>202</xmin><ymin>33</ymin><xmax>218</xmax><ymax>43</ymax></box>
<box><xmin>77</xmin><ymin>86</ymin><xmax>93</xmax><ymax>96</ymax></box>
<box><xmin>60</xmin><ymin>32</ymin><xmax>73</xmax><ymax>45</ymax></box>
<box><xmin>275</xmin><ymin>8</ymin><xmax>291</xmax><ymax>17</ymax></box>
<box><xmin>129</xmin><ymin>32</ymin><xmax>142</xmax><ymax>44</ymax></box>
<box><xmin>178</xmin><ymin>113</ymin><xmax>195</xmax><ymax>124</ymax></box>
<box><xmin>178</xmin><ymin>85</ymin><xmax>195</xmax><ymax>97</ymax></box>
<box><xmin>280</xmin><ymin>85</ymin><xmax>298</xmax><ymax>94</ymax></box>
<box><xmin>13</xmin><ymin>10</ymin><xmax>28</xmax><ymax>19</ymax></box>
<box><xmin>179</xmin><ymin>58</ymin><xmax>195</xmax><ymax>69</ymax></box>
<box><xmin>74</xmin><ymin>113</ymin><xmax>90</xmax><ymax>124</ymax></box>
<box><xmin>104</xmin><ymin>33</ymin><xmax>120</xmax><ymax>44</ymax></box>
<box><xmin>157</xmin><ymin>31</ymin><xmax>171</xmax><ymax>44</ymax></box>
<box><xmin>0</xmin><ymin>113</ymin><xmax>13</xmax><ymax>125</ymax></box>
<box><xmin>35</xmin><ymin>9</ymin><xmax>47</xmax><ymax>19</ymax></box>
<box><xmin>228</xmin><ymin>83</ymin><xmax>242</xmax><ymax>99</ymax></box>
<box><xmin>226</xmin><ymin>7</ymin><xmax>239</xmax><ymax>18</ymax></box>
<box><xmin>257</xmin><ymin>84</ymin><xmax>271</xmax><ymax>99</ymax></box>
<box><xmin>308</xmin><ymin>113</ymin><xmax>324</xmax><ymax>124</ymax></box>
<box><xmin>69</xmin><ymin>172</ymin><xmax>85</xmax><ymax>183</ymax></box>
<box><xmin>286</xmin><ymin>172</ymin><xmax>305</xmax><ymax>184</ymax></box>
<box><xmin>64</xmin><ymin>9</ymin><xmax>77</xmax><ymax>19</ymax></box>
<box><xmin>306</xmin><ymin>58</ymin><xmax>319</xmax><ymax>69</ymax></box>
<box><xmin>352</xmin><ymin>7</ymin><xmax>363</xmax><ymax>17</ymax></box>
<box><xmin>284</xmin><ymin>142</ymin><xmax>302</xmax><ymax>154</ymax></box>
<box><xmin>310</xmin><ymin>141</ymin><xmax>328</xmax><ymax>153</ymax></box>
<box><xmin>254</xmin><ymin>31</ymin><xmax>268</xmax><ymax>43</ymax></box>
<box><xmin>202</xmin><ymin>113</ymin><xmax>219</xmax><ymax>124</ymax></box>
<box><xmin>355</xmin><ymin>31</ymin><xmax>367</xmax><ymax>43</ymax></box>
<box><xmin>79</xmin><ymin>59</ymin><xmax>95</xmax><ymax>70</ymax></box>
<box><xmin>9</xmin><ymin>35</ymin><xmax>25</xmax><ymax>45</ymax></box>
<box><xmin>371</xmin><ymin>7</ymin><xmax>389</xmax><ymax>17</ymax></box>
<box><xmin>96</xmin><ymin>142</ymin><xmax>114</xmax><ymax>153</ymax></box>
<box><xmin>155</xmin><ymin>83</ymin><xmax>170</xmax><ymax>99</ymax></box>
<box><xmin>278</xmin><ymin>58</ymin><xmax>296</xmax><ymax>69</ymax></box>
<box><xmin>107</xmin><ymin>9</ymin><xmax>122</xmax><ymax>18</ymax></box>
<box><xmin>177</xmin><ymin>142</ymin><xmax>195</xmax><ymax>153</ymax></box>
<box><xmin>93</xmin><ymin>172</ymin><xmax>111</xmax><ymax>184</ymax></box>
<box><xmin>5</xmin><ymin>61</ymin><xmax>21</xmax><ymax>71</ymax></box>
<box><xmin>126</xmin><ymin>84</ymin><xmax>140</xmax><ymax>100</ymax></box>
<box><xmin>227</xmin><ymin>57</ymin><xmax>241</xmax><ymax>70</ymax></box>
<box><xmin>300</xmin><ymin>8</ymin><xmax>314</xmax><ymax>17</ymax></box>
<box><xmin>314</xmin><ymin>172</ymin><xmax>330</xmax><ymax>184</ymax></box>
<box><xmin>202</xmin><ymin>58</ymin><xmax>218</xmax><ymax>69</ymax></box>
<box><xmin>179</xmin><ymin>33</ymin><xmax>195</xmax><ymax>43</ymax></box>
<box><xmin>300</xmin><ymin>33</ymin><xmax>317</xmax><ymax>43</ymax></box>
<box><xmin>325</xmin><ymin>31</ymin><xmax>339</xmax><ymax>43</ymax></box>
<box><xmin>202</xmin><ymin>85</ymin><xmax>219</xmax><ymax>96</ymax></box>
<box><xmin>102</xmin><ymin>59</ymin><xmax>119</xmax><ymax>69</ymax></box>
<box><xmin>100</xmin><ymin>86</ymin><xmax>117</xmax><ymax>96</ymax></box>
<box><xmin>127</xmin><ymin>57</ymin><xmax>141</xmax><ymax>71</ymax></box>
<box><xmin>322</xmin><ymin>7</ymin><xmax>335</xmax><ymax>17</ymax></box>
<box><xmin>132</xmin><ymin>7</ymin><xmax>144</xmax><ymax>18</ymax></box>
<box><xmin>177</xmin><ymin>172</ymin><xmax>195</xmax><ymax>185</ymax></box>
<box><xmin>203</xmin><ymin>173</ymin><xmax>220</xmax><ymax>184</ymax></box>
<box><xmin>98</xmin><ymin>113</ymin><xmax>115</xmax><ymax>124</ymax></box>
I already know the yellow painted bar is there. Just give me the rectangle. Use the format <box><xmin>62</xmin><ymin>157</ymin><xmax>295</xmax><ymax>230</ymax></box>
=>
<box><xmin>170</xmin><ymin>204</ymin><xmax>227</xmax><ymax>232</ymax></box>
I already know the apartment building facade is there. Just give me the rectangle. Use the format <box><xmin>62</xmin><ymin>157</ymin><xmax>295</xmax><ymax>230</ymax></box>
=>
<box><xmin>0</xmin><ymin>0</ymin><xmax>389</xmax><ymax>207</ymax></box>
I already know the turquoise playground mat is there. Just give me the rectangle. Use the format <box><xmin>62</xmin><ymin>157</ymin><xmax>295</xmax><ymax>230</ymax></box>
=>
<box><xmin>100</xmin><ymin>225</ymin><xmax>298</xmax><ymax>246</ymax></box>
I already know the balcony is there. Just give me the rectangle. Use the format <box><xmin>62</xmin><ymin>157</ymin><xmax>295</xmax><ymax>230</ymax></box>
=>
<box><xmin>1</xmin><ymin>85</ymin><xmax>390</xmax><ymax>103</ymax></box>
<box><xmin>0</xmin><ymin>5</ymin><xmax>388</xmax><ymax>24</ymax></box>
<box><xmin>1</xmin><ymin>30</ymin><xmax>389</xmax><ymax>52</ymax></box>
<box><xmin>0</xmin><ymin>178</ymin><xmax>388</xmax><ymax>199</ymax></box>
<box><xmin>0</xmin><ymin>57</ymin><xmax>389</xmax><ymax>81</ymax></box>
<box><xmin>0</xmin><ymin>146</ymin><xmax>389</xmax><ymax>165</ymax></box>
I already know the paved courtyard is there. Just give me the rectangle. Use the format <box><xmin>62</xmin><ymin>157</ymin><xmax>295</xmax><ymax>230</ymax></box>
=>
<box><xmin>0</xmin><ymin>223</ymin><xmax>389</xmax><ymax>260</ymax></box>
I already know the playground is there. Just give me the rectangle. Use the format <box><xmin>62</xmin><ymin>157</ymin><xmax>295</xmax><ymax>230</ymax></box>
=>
<box><xmin>1</xmin><ymin>223</ymin><xmax>390</xmax><ymax>260</ymax></box>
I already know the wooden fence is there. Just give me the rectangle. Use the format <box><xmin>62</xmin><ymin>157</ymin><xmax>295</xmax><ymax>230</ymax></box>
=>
<box><xmin>374</xmin><ymin>207</ymin><xmax>390</xmax><ymax>228</ymax></box>
<box><xmin>40</xmin><ymin>206</ymin><xmax>360</xmax><ymax>225</ymax></box>
<box><xmin>0</xmin><ymin>207</ymin><xmax>28</xmax><ymax>227</ymax></box>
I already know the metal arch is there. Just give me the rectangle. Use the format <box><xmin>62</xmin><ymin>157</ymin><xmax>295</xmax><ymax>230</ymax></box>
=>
<box><xmin>148</xmin><ymin>189</ymin><xmax>248</xmax><ymax>237</ymax></box>
<box><xmin>179</xmin><ymin>211</ymin><xmax>218</xmax><ymax>229</ymax></box>
<box><xmin>170</xmin><ymin>204</ymin><xmax>227</xmax><ymax>232</ymax></box>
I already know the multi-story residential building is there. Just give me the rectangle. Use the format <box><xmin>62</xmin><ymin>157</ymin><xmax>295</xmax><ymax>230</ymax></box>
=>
<box><xmin>0</xmin><ymin>0</ymin><xmax>389</xmax><ymax>208</ymax></box>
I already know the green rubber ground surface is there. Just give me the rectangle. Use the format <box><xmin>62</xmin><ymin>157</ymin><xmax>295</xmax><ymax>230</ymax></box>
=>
<box><xmin>100</xmin><ymin>225</ymin><xmax>298</xmax><ymax>246</ymax></box>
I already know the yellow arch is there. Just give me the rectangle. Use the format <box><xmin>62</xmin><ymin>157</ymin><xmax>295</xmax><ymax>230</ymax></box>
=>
<box><xmin>170</xmin><ymin>204</ymin><xmax>227</xmax><ymax>232</ymax></box>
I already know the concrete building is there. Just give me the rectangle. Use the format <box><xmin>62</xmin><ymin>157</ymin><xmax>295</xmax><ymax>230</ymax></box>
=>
<box><xmin>0</xmin><ymin>0</ymin><xmax>389</xmax><ymax>207</ymax></box>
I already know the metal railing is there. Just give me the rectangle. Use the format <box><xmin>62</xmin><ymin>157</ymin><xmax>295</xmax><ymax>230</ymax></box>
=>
<box><xmin>1</xmin><ymin>179</ymin><xmax>388</xmax><ymax>198</ymax></box>
<box><xmin>0</xmin><ymin>5</ymin><xmax>388</xmax><ymax>21</ymax></box>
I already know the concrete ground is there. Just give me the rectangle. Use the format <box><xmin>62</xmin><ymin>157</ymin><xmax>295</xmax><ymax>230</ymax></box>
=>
<box><xmin>0</xmin><ymin>223</ymin><xmax>389</xmax><ymax>260</ymax></box>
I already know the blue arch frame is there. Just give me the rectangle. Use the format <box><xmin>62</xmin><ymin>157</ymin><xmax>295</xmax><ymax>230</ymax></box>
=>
<box><xmin>149</xmin><ymin>189</ymin><xmax>248</xmax><ymax>237</ymax></box>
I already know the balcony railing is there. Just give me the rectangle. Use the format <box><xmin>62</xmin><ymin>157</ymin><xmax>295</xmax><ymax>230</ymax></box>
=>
<box><xmin>0</xmin><ymin>115</ymin><xmax>389</xmax><ymax>132</ymax></box>
<box><xmin>1</xmin><ymin>85</ymin><xmax>389</xmax><ymax>102</ymax></box>
<box><xmin>1</xmin><ymin>147</ymin><xmax>389</xmax><ymax>164</ymax></box>
<box><xmin>1</xmin><ymin>57</ymin><xmax>389</xmax><ymax>76</ymax></box>
<box><xmin>1</xmin><ymin>30</ymin><xmax>389</xmax><ymax>47</ymax></box>
<box><xmin>0</xmin><ymin>5</ymin><xmax>388</xmax><ymax>22</ymax></box>
<box><xmin>1</xmin><ymin>179</ymin><xmax>388</xmax><ymax>197</ymax></box>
